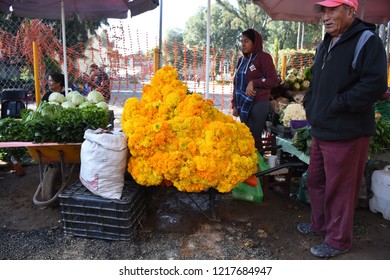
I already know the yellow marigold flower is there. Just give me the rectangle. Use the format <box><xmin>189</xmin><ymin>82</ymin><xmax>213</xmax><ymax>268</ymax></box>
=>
<box><xmin>122</xmin><ymin>97</ymin><xmax>141</xmax><ymax>124</ymax></box>
<box><xmin>152</xmin><ymin>122</ymin><xmax>162</xmax><ymax>132</ymax></box>
<box><xmin>121</xmin><ymin>66</ymin><xmax>258</xmax><ymax>193</ymax></box>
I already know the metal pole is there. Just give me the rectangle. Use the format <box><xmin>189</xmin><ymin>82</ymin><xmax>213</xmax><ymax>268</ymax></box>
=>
<box><xmin>32</xmin><ymin>42</ymin><xmax>41</xmax><ymax>104</ymax></box>
<box><xmin>154</xmin><ymin>48</ymin><xmax>159</xmax><ymax>74</ymax></box>
<box><xmin>387</xmin><ymin>21</ymin><xmax>390</xmax><ymax>86</ymax></box>
<box><xmin>205</xmin><ymin>0</ymin><xmax>211</xmax><ymax>99</ymax></box>
<box><xmin>359</xmin><ymin>0</ymin><xmax>366</xmax><ymax>19</ymax></box>
<box><xmin>61</xmin><ymin>0</ymin><xmax>68</xmax><ymax>94</ymax></box>
<box><xmin>296</xmin><ymin>22</ymin><xmax>301</xmax><ymax>49</ymax></box>
<box><xmin>158</xmin><ymin>0</ymin><xmax>163</xmax><ymax>69</ymax></box>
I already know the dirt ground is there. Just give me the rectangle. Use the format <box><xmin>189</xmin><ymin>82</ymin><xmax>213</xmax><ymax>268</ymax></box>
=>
<box><xmin>0</xmin><ymin>163</ymin><xmax>389</xmax><ymax>260</ymax></box>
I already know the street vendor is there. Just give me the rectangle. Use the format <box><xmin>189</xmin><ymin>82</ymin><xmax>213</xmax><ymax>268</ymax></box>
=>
<box><xmin>231</xmin><ymin>28</ymin><xmax>279</xmax><ymax>140</ymax></box>
<box><xmin>41</xmin><ymin>72</ymin><xmax>65</xmax><ymax>102</ymax></box>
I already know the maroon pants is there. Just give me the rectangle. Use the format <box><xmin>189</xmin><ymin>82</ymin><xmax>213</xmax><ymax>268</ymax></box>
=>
<box><xmin>307</xmin><ymin>136</ymin><xmax>370</xmax><ymax>250</ymax></box>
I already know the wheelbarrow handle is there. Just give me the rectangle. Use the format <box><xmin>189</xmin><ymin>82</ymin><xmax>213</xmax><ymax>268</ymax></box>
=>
<box><xmin>254</xmin><ymin>162</ymin><xmax>306</xmax><ymax>177</ymax></box>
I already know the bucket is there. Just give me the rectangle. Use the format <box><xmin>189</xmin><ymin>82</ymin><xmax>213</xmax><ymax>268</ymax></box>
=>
<box><xmin>369</xmin><ymin>165</ymin><xmax>390</xmax><ymax>220</ymax></box>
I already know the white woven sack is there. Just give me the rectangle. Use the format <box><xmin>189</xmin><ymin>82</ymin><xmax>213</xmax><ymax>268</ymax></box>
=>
<box><xmin>80</xmin><ymin>128</ymin><xmax>128</xmax><ymax>199</ymax></box>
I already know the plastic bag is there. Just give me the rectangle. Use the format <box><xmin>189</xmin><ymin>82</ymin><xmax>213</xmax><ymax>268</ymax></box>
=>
<box><xmin>232</xmin><ymin>179</ymin><xmax>263</xmax><ymax>204</ymax></box>
<box><xmin>232</xmin><ymin>153</ymin><xmax>269</xmax><ymax>204</ymax></box>
<box><xmin>297</xmin><ymin>169</ymin><xmax>310</xmax><ymax>204</ymax></box>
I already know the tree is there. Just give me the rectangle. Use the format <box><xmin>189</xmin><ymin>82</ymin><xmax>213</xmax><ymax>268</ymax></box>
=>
<box><xmin>181</xmin><ymin>1</ymin><xmax>272</xmax><ymax>51</ymax></box>
<box><xmin>184</xmin><ymin>5</ymin><xmax>239</xmax><ymax>51</ymax></box>
<box><xmin>215</xmin><ymin>0</ymin><xmax>271</xmax><ymax>33</ymax></box>
<box><xmin>215</xmin><ymin>0</ymin><xmax>323</xmax><ymax>52</ymax></box>
<box><xmin>161</xmin><ymin>0</ymin><xmax>324</xmax><ymax>80</ymax></box>
<box><xmin>164</xmin><ymin>28</ymin><xmax>185</xmax><ymax>71</ymax></box>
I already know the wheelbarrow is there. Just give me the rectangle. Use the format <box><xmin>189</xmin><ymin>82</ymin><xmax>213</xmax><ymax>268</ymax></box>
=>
<box><xmin>26</xmin><ymin>143</ymin><xmax>82</xmax><ymax>207</ymax></box>
<box><xmin>0</xmin><ymin>141</ymin><xmax>82</xmax><ymax>207</ymax></box>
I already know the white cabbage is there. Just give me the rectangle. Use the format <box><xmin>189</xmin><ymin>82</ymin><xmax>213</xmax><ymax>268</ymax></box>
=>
<box><xmin>95</xmin><ymin>101</ymin><xmax>109</xmax><ymax>110</ymax></box>
<box><xmin>66</xmin><ymin>91</ymin><xmax>81</xmax><ymax>99</ymax></box>
<box><xmin>87</xmin><ymin>90</ymin><xmax>104</xmax><ymax>104</ymax></box>
<box><xmin>66</xmin><ymin>91</ymin><xmax>84</xmax><ymax>106</ymax></box>
<box><xmin>48</xmin><ymin>92</ymin><xmax>66</xmax><ymax>103</ymax></box>
<box><xmin>79</xmin><ymin>101</ymin><xmax>93</xmax><ymax>108</ymax></box>
<box><xmin>61</xmin><ymin>101</ymin><xmax>76</xmax><ymax>109</ymax></box>
<box><xmin>47</xmin><ymin>101</ymin><xmax>60</xmax><ymax>106</ymax></box>
<box><xmin>70</xmin><ymin>94</ymin><xmax>85</xmax><ymax>106</ymax></box>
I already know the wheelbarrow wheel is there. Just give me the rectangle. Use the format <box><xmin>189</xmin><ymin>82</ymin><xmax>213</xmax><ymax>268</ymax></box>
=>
<box><xmin>41</xmin><ymin>166</ymin><xmax>62</xmax><ymax>207</ymax></box>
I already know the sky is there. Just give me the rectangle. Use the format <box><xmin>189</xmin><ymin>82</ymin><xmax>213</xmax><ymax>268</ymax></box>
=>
<box><xmin>128</xmin><ymin>0</ymin><xmax>213</xmax><ymax>36</ymax></box>
<box><xmin>108</xmin><ymin>1</ymin><xmax>208</xmax><ymax>42</ymax></box>
<box><xmin>108</xmin><ymin>0</ymin><xmax>234</xmax><ymax>51</ymax></box>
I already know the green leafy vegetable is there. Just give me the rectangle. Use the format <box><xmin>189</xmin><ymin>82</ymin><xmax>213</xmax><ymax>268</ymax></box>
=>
<box><xmin>1</xmin><ymin>103</ymin><xmax>109</xmax><ymax>143</ymax></box>
<box><xmin>292</xmin><ymin>126</ymin><xmax>312</xmax><ymax>156</ymax></box>
<box><xmin>370</xmin><ymin>115</ymin><xmax>390</xmax><ymax>155</ymax></box>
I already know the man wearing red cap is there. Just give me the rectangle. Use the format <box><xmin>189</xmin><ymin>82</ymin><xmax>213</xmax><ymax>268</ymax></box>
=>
<box><xmin>299</xmin><ymin>0</ymin><xmax>387</xmax><ymax>258</ymax></box>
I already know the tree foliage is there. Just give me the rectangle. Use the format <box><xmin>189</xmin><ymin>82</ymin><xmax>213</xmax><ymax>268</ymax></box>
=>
<box><xmin>183</xmin><ymin>5</ymin><xmax>239</xmax><ymax>51</ymax></box>
<box><xmin>165</xmin><ymin>0</ymin><xmax>322</xmax><ymax>54</ymax></box>
<box><xmin>164</xmin><ymin>28</ymin><xmax>185</xmax><ymax>71</ymax></box>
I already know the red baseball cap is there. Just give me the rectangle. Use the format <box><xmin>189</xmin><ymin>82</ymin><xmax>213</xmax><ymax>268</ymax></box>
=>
<box><xmin>314</xmin><ymin>0</ymin><xmax>358</xmax><ymax>12</ymax></box>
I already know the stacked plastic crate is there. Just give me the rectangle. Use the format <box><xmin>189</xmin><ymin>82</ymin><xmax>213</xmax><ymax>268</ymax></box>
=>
<box><xmin>59</xmin><ymin>181</ymin><xmax>147</xmax><ymax>241</ymax></box>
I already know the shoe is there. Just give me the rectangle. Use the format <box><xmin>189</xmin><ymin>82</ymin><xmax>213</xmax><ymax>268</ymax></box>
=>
<box><xmin>297</xmin><ymin>223</ymin><xmax>316</xmax><ymax>235</ymax></box>
<box><xmin>310</xmin><ymin>243</ymin><xmax>350</xmax><ymax>258</ymax></box>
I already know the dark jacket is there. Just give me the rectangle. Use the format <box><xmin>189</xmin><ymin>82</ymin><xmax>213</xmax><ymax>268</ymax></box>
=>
<box><xmin>232</xmin><ymin>29</ymin><xmax>278</xmax><ymax>108</ymax></box>
<box><xmin>92</xmin><ymin>71</ymin><xmax>111</xmax><ymax>102</ymax></box>
<box><xmin>303</xmin><ymin>19</ymin><xmax>387</xmax><ymax>140</ymax></box>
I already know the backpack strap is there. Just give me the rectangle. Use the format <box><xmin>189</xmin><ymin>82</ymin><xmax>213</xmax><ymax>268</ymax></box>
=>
<box><xmin>352</xmin><ymin>30</ymin><xmax>374</xmax><ymax>69</ymax></box>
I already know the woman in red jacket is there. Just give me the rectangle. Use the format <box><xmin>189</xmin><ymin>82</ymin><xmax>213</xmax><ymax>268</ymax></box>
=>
<box><xmin>232</xmin><ymin>28</ymin><xmax>279</xmax><ymax>140</ymax></box>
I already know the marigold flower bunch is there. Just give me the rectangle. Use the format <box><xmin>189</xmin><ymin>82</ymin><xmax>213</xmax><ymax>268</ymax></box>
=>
<box><xmin>121</xmin><ymin>66</ymin><xmax>258</xmax><ymax>193</ymax></box>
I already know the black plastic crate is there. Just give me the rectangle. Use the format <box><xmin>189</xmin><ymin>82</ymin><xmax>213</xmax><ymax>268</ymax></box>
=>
<box><xmin>59</xmin><ymin>181</ymin><xmax>147</xmax><ymax>241</ymax></box>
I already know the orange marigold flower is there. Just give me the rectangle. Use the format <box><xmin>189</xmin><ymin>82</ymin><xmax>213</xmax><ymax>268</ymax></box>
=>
<box><xmin>121</xmin><ymin>66</ymin><xmax>258</xmax><ymax>193</ymax></box>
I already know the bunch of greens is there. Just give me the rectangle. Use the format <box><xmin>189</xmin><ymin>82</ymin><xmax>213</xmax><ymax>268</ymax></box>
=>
<box><xmin>0</xmin><ymin>119</ymin><xmax>32</xmax><ymax>162</ymax></box>
<box><xmin>0</xmin><ymin>118</ymin><xmax>31</xmax><ymax>142</ymax></box>
<box><xmin>0</xmin><ymin>102</ymin><xmax>109</xmax><ymax>143</ymax></box>
<box><xmin>292</xmin><ymin>126</ymin><xmax>312</xmax><ymax>156</ymax></box>
<box><xmin>370</xmin><ymin>114</ymin><xmax>390</xmax><ymax>155</ymax></box>
<box><xmin>291</xmin><ymin>114</ymin><xmax>390</xmax><ymax>157</ymax></box>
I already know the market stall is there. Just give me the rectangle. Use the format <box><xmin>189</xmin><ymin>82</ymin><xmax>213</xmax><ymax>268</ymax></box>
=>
<box><xmin>0</xmin><ymin>90</ymin><xmax>111</xmax><ymax>206</ymax></box>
